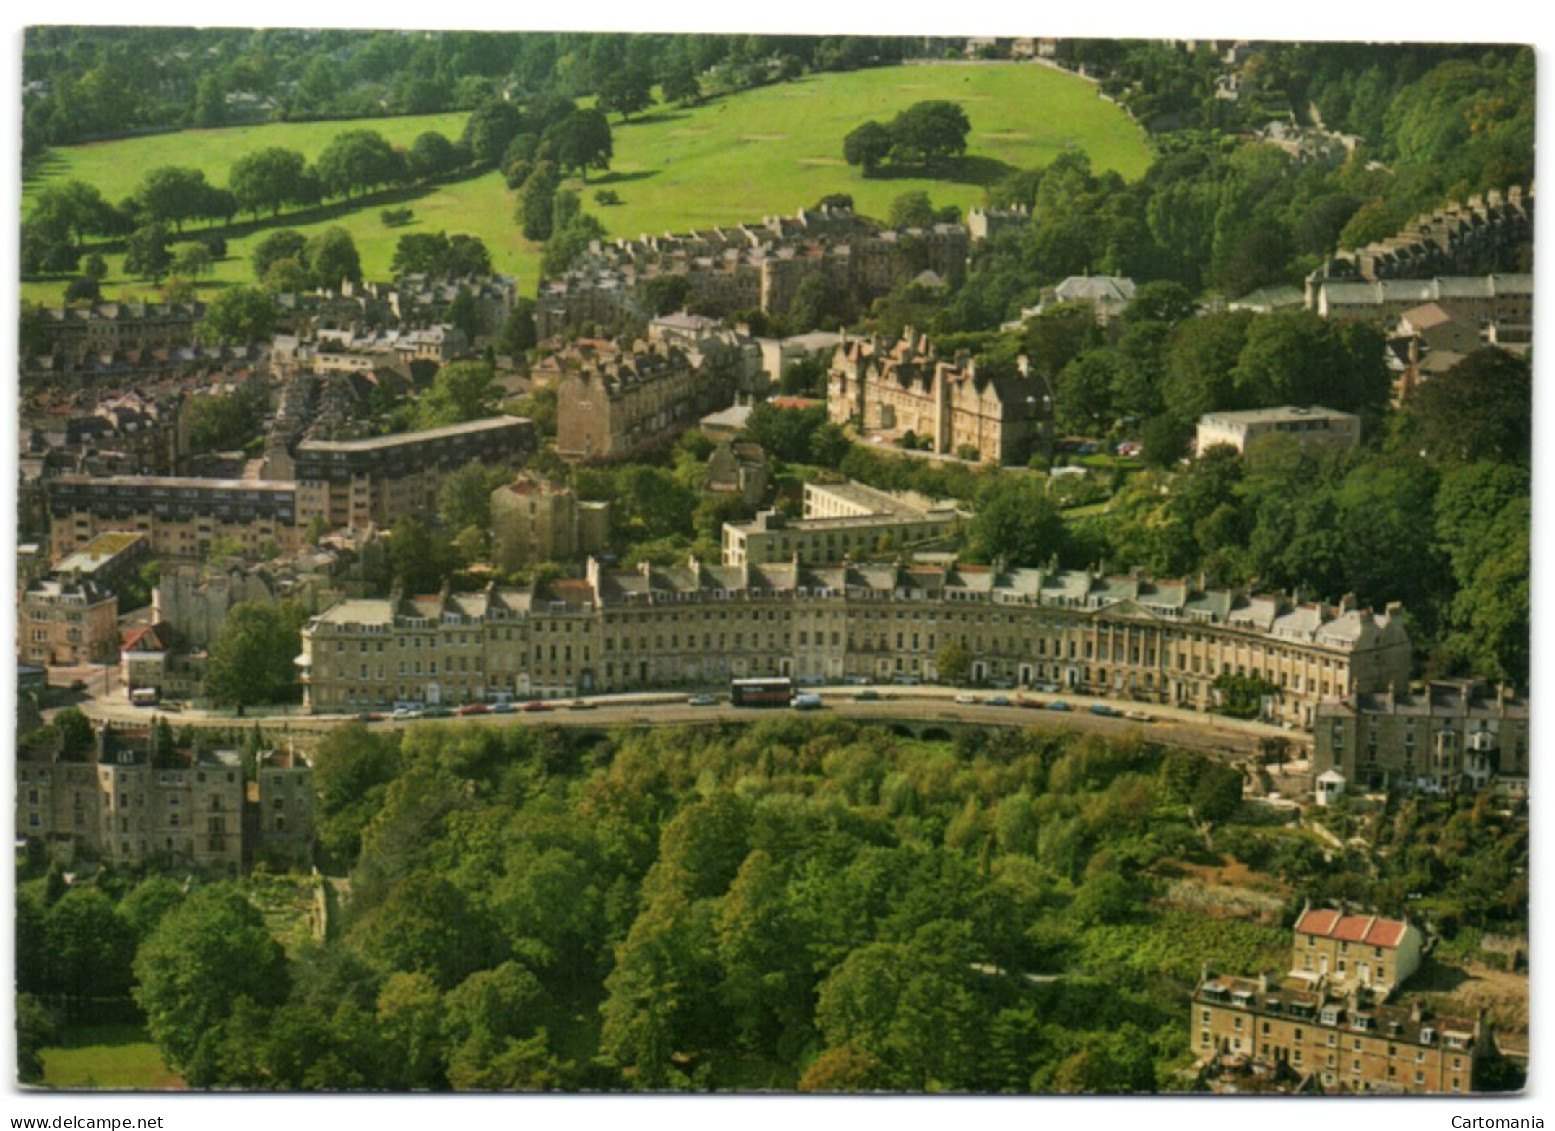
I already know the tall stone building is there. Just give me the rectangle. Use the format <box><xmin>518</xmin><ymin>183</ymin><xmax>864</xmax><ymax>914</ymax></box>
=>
<box><xmin>490</xmin><ymin>474</ymin><xmax>610</xmax><ymax>570</ymax></box>
<box><xmin>828</xmin><ymin>328</ymin><xmax>1052</xmax><ymax>464</ymax></box>
<box><xmin>554</xmin><ymin>338</ymin><xmax>733</xmax><ymax>460</ymax></box>
<box><xmin>1194</xmin><ymin>907</ymin><xmax>1484</xmax><ymax>1094</ymax></box>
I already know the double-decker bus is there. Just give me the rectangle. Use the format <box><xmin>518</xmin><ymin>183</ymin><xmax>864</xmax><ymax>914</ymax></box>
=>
<box><xmin>730</xmin><ymin>677</ymin><xmax>793</xmax><ymax>707</ymax></box>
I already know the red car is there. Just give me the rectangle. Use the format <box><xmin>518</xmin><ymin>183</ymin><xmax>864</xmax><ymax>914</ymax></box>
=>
<box><xmin>456</xmin><ymin>703</ymin><xmax>490</xmax><ymax>716</ymax></box>
<box><xmin>520</xmin><ymin>700</ymin><xmax>553</xmax><ymax>713</ymax></box>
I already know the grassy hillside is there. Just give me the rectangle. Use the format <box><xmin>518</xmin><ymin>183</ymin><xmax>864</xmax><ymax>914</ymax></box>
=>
<box><xmin>22</xmin><ymin>63</ymin><xmax>1151</xmax><ymax>305</ymax></box>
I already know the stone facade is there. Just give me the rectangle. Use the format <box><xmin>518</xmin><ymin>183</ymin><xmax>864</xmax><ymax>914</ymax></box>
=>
<box><xmin>1194</xmin><ymin>909</ymin><xmax>1481</xmax><ymax>1095</ymax></box>
<box><xmin>19</xmin><ymin>576</ymin><xmax>119</xmax><ymax>665</ymax></box>
<box><xmin>17</xmin><ymin>742</ymin><xmax>245</xmax><ymax>874</ymax></box>
<box><xmin>1313</xmin><ymin>186</ymin><xmax>1532</xmax><ymax>283</ymax></box>
<box><xmin>47</xmin><ymin>474</ymin><xmax>302</xmax><ymax>564</ymax></box>
<box><xmin>291</xmin><ymin>416</ymin><xmax>536</xmax><ymax>531</ymax></box>
<box><xmin>1195</xmin><ymin>406</ymin><xmax>1361</xmax><ymax>456</ymax></box>
<box><xmin>1306</xmin><ymin>273</ymin><xmax>1533</xmax><ymax>329</ymax></box>
<box><xmin>554</xmin><ymin>339</ymin><xmax>733</xmax><ymax>460</ymax></box>
<box><xmin>30</xmin><ymin>301</ymin><xmax>206</xmax><ymax>367</ymax></box>
<box><xmin>1313</xmin><ymin>681</ymin><xmax>1529</xmax><ymax>798</ymax></box>
<box><xmin>490</xmin><ymin>475</ymin><xmax>610</xmax><ymax>570</ymax></box>
<box><xmin>536</xmin><ymin>206</ymin><xmax>971</xmax><ymax>338</ymax></box>
<box><xmin>827</xmin><ymin>328</ymin><xmax>1052</xmax><ymax>464</ymax></box>
<box><xmin>300</xmin><ymin>558</ymin><xmax>1411</xmax><ymax>726</ymax></box>
<box><xmin>722</xmin><ymin>481</ymin><xmax>964</xmax><ymax>566</ymax></box>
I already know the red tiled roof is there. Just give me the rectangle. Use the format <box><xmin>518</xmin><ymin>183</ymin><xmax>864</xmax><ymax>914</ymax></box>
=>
<box><xmin>1295</xmin><ymin>908</ymin><xmax>1409</xmax><ymax>949</ymax></box>
<box><xmin>1294</xmin><ymin>908</ymin><xmax>1340</xmax><ymax>937</ymax></box>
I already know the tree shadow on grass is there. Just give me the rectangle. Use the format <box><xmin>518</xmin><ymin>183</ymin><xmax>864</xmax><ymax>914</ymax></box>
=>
<box><xmin>866</xmin><ymin>154</ymin><xmax>1019</xmax><ymax>187</ymax></box>
<box><xmin>590</xmin><ymin>169</ymin><xmax>661</xmax><ymax>186</ymax></box>
<box><xmin>620</xmin><ymin>109</ymin><xmax>691</xmax><ymax>128</ymax></box>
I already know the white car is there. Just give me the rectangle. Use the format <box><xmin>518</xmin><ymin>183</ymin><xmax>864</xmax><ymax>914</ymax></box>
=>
<box><xmin>954</xmin><ymin>693</ymin><xmax>979</xmax><ymax>704</ymax></box>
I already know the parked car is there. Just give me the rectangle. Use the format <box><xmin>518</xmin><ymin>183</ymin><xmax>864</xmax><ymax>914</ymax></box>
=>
<box><xmin>490</xmin><ymin>702</ymin><xmax>517</xmax><ymax>715</ymax></box>
<box><xmin>521</xmin><ymin>700</ymin><xmax>553</xmax><ymax>713</ymax></box>
<box><xmin>1124</xmin><ymin>709</ymin><xmax>1154</xmax><ymax>722</ymax></box>
<box><xmin>1016</xmin><ymin>696</ymin><xmax>1045</xmax><ymax>709</ymax></box>
<box><xmin>688</xmin><ymin>694</ymin><xmax>718</xmax><ymax>707</ymax></box>
<box><xmin>1089</xmin><ymin>704</ymin><xmax>1122</xmax><ymax>718</ymax></box>
<box><xmin>422</xmin><ymin>706</ymin><xmax>453</xmax><ymax>719</ymax></box>
<box><xmin>791</xmin><ymin>692</ymin><xmax>824</xmax><ymax>710</ymax></box>
<box><xmin>1046</xmin><ymin>700</ymin><xmax>1072</xmax><ymax>712</ymax></box>
<box><xmin>852</xmin><ymin>689</ymin><xmax>882</xmax><ymax>702</ymax></box>
<box><xmin>356</xmin><ymin>711</ymin><xmax>384</xmax><ymax>723</ymax></box>
<box><xmin>954</xmin><ymin>693</ymin><xmax>979</xmax><ymax>704</ymax></box>
<box><xmin>986</xmin><ymin>695</ymin><xmax>1013</xmax><ymax>707</ymax></box>
<box><xmin>392</xmin><ymin>707</ymin><xmax>422</xmax><ymax>721</ymax></box>
<box><xmin>456</xmin><ymin>703</ymin><xmax>490</xmax><ymax>716</ymax></box>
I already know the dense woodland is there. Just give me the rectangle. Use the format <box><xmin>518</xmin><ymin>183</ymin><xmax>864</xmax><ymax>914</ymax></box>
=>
<box><xmin>15</xmin><ymin>719</ymin><xmax>1528</xmax><ymax>1089</ymax></box>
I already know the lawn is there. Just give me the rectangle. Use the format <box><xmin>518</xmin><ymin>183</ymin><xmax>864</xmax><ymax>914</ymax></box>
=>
<box><xmin>22</xmin><ymin>62</ymin><xmax>1151</xmax><ymax>306</ymax></box>
<box><xmin>39</xmin><ymin>1024</ymin><xmax>183</xmax><ymax>1090</ymax></box>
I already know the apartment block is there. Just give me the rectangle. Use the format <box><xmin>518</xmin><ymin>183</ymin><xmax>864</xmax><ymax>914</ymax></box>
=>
<box><xmin>722</xmin><ymin>481</ymin><xmax>965</xmax><ymax>566</ymax></box>
<box><xmin>1313</xmin><ymin>681</ymin><xmax>1529</xmax><ymax>798</ymax></box>
<box><xmin>554</xmin><ymin>338</ymin><xmax>733</xmax><ymax>460</ymax></box>
<box><xmin>18</xmin><ymin>576</ymin><xmax>119</xmax><ymax>665</ymax></box>
<box><xmin>1194</xmin><ymin>907</ymin><xmax>1480</xmax><ymax>1094</ymax></box>
<box><xmin>291</xmin><ymin>416</ymin><xmax>536</xmax><ymax>531</ymax></box>
<box><xmin>47</xmin><ymin>474</ymin><xmax>301</xmax><ymax>563</ymax></box>
<box><xmin>16</xmin><ymin>729</ymin><xmax>312</xmax><ymax>874</ymax></box>
<box><xmin>1195</xmin><ymin>406</ymin><xmax>1361</xmax><ymax>457</ymax></box>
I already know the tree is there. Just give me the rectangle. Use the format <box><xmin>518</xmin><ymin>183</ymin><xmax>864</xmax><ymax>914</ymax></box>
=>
<box><xmin>461</xmin><ymin>99</ymin><xmax>524</xmax><ymax>168</ymax></box>
<box><xmin>183</xmin><ymin>392</ymin><xmax>255</xmax><ymax>453</ymax></box>
<box><xmin>1125</xmin><ymin>280</ymin><xmax>1196</xmax><ymax>325</ymax></box>
<box><xmin>843</xmin><ymin>120</ymin><xmax>892</xmax><ymax>175</ymax></box>
<box><xmin>598</xmin><ymin>69</ymin><xmax>655</xmax><ymax>122</ymax></box>
<box><xmin>228</xmin><ymin>147</ymin><xmax>311</xmax><ymax>219</ymax></box>
<box><xmin>545</xmin><ymin>110</ymin><xmax>613</xmax><ymax>181</ymax></box>
<box><xmin>45</xmin><ymin>888</ymin><xmax>137</xmax><ymax>1001</ymax></box>
<box><xmin>133</xmin><ymin>884</ymin><xmax>289</xmax><ymax>1075</ymax></box>
<box><xmin>199</xmin><ymin>286</ymin><xmax>278</xmax><ymax>345</ymax></box>
<box><xmin>252</xmin><ymin>229</ymin><xmax>309</xmax><ymax>281</ymax></box>
<box><xmin>661</xmin><ymin>64</ymin><xmax>702</xmax><ymax>107</ymax></box>
<box><xmin>315</xmin><ymin>129</ymin><xmax>403</xmax><ymax>199</ymax></box>
<box><xmin>53</xmin><ymin>706</ymin><xmax>94</xmax><ymax>759</ymax></box>
<box><xmin>123</xmin><ymin>221</ymin><xmax>172</xmax><ymax>281</ymax></box>
<box><xmin>438</xmin><ymin>459</ymin><xmax>512</xmax><ymax>531</ymax></box>
<box><xmin>541</xmin><ymin>213</ymin><xmax>607</xmax><ymax>277</ymax></box>
<box><xmin>408</xmin><ymin>131</ymin><xmax>463</xmax><ymax>181</ymax></box>
<box><xmin>389</xmin><ymin>515</ymin><xmax>459</xmax><ymax>597</ymax></box>
<box><xmin>418</xmin><ymin>361</ymin><xmax>496</xmax><ymax>428</ymax></box>
<box><xmin>888</xmin><ymin>100</ymin><xmax>971</xmax><ymax>167</ymax></box>
<box><xmin>966</xmin><ymin>478</ymin><xmax>1067</xmax><ymax>568</ymax></box>
<box><xmin>307</xmin><ymin>226</ymin><xmax>363</xmax><ymax>289</ymax></box>
<box><xmin>350</xmin><ymin>871</ymin><xmax>500</xmax><ymax>989</ymax></box>
<box><xmin>134</xmin><ymin>166</ymin><xmax>214</xmax><ymax>232</ymax></box>
<box><xmin>935</xmin><ymin>640</ymin><xmax>971</xmax><ymax>685</ymax></box>
<box><xmin>1407</xmin><ymin>348</ymin><xmax>1531</xmax><ymax>466</ymax></box>
<box><xmin>889</xmin><ymin>191</ymin><xmax>936</xmax><ymax>229</ymax></box>
<box><xmin>643</xmin><ymin>275</ymin><xmax>692</xmax><ymax>316</ymax></box>
<box><xmin>172</xmin><ymin>241</ymin><xmax>213</xmax><ymax>279</ymax></box>
<box><xmin>16</xmin><ymin>994</ymin><xmax>57</xmax><ymax>1085</ymax></box>
<box><xmin>205</xmin><ymin>601</ymin><xmax>310</xmax><ymax>708</ymax></box>
<box><xmin>516</xmin><ymin>162</ymin><xmax>561</xmax><ymax>242</ymax></box>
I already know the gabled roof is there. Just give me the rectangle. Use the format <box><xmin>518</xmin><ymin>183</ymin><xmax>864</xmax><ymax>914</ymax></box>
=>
<box><xmin>1294</xmin><ymin>908</ymin><xmax>1411</xmax><ymax>949</ymax></box>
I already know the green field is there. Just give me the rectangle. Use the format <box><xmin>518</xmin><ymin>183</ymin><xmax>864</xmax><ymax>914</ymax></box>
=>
<box><xmin>39</xmin><ymin>1024</ymin><xmax>183</xmax><ymax>1090</ymax></box>
<box><xmin>23</xmin><ymin>62</ymin><xmax>1151</xmax><ymax>305</ymax></box>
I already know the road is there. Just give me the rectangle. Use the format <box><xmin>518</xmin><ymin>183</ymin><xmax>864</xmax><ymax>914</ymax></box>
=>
<box><xmin>75</xmin><ymin>682</ymin><xmax>1306</xmax><ymax>761</ymax></box>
